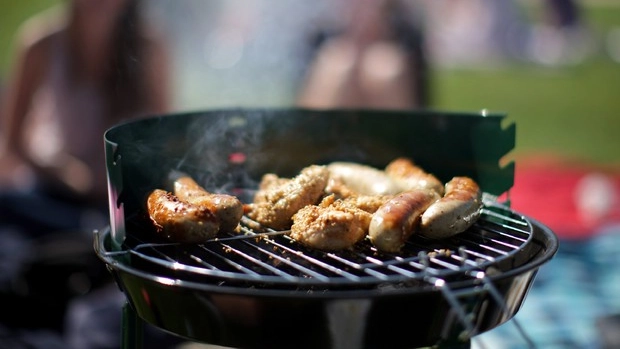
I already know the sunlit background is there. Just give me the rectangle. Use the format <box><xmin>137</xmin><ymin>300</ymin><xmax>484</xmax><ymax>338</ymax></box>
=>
<box><xmin>1</xmin><ymin>1</ymin><xmax>619</xmax><ymax>349</ymax></box>
<box><xmin>1</xmin><ymin>0</ymin><xmax>619</xmax><ymax>163</ymax></box>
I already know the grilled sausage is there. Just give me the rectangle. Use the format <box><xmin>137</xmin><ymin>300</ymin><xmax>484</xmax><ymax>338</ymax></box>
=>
<box><xmin>327</xmin><ymin>162</ymin><xmax>402</xmax><ymax>196</ymax></box>
<box><xmin>147</xmin><ymin>189</ymin><xmax>220</xmax><ymax>243</ymax></box>
<box><xmin>368</xmin><ymin>189</ymin><xmax>440</xmax><ymax>253</ymax></box>
<box><xmin>419</xmin><ymin>176</ymin><xmax>483</xmax><ymax>239</ymax></box>
<box><xmin>385</xmin><ymin>157</ymin><xmax>444</xmax><ymax>195</ymax></box>
<box><xmin>173</xmin><ymin>176</ymin><xmax>243</xmax><ymax>232</ymax></box>
<box><xmin>173</xmin><ymin>175</ymin><xmax>211</xmax><ymax>200</ymax></box>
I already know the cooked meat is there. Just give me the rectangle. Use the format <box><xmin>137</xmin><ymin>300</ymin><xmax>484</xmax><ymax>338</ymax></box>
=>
<box><xmin>341</xmin><ymin>194</ymin><xmax>394</xmax><ymax>214</ymax></box>
<box><xmin>246</xmin><ymin>165</ymin><xmax>330</xmax><ymax>230</ymax></box>
<box><xmin>385</xmin><ymin>157</ymin><xmax>444</xmax><ymax>195</ymax></box>
<box><xmin>290</xmin><ymin>195</ymin><xmax>371</xmax><ymax>251</ymax></box>
<box><xmin>173</xmin><ymin>175</ymin><xmax>210</xmax><ymax>199</ymax></box>
<box><xmin>173</xmin><ymin>176</ymin><xmax>243</xmax><ymax>232</ymax></box>
<box><xmin>419</xmin><ymin>176</ymin><xmax>483</xmax><ymax>239</ymax></box>
<box><xmin>255</xmin><ymin>173</ymin><xmax>291</xmax><ymax>195</ymax></box>
<box><xmin>368</xmin><ymin>189</ymin><xmax>440</xmax><ymax>253</ymax></box>
<box><xmin>327</xmin><ymin>162</ymin><xmax>402</xmax><ymax>195</ymax></box>
<box><xmin>147</xmin><ymin>189</ymin><xmax>220</xmax><ymax>243</ymax></box>
<box><xmin>324</xmin><ymin>176</ymin><xmax>358</xmax><ymax>199</ymax></box>
<box><xmin>325</xmin><ymin>171</ymin><xmax>395</xmax><ymax>213</ymax></box>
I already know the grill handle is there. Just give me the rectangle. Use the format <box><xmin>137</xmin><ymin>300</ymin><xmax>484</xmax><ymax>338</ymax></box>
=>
<box><xmin>105</xmin><ymin>138</ymin><xmax>126</xmax><ymax>250</ymax></box>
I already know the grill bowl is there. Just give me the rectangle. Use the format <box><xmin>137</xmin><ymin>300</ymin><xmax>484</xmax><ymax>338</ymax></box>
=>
<box><xmin>95</xmin><ymin>215</ymin><xmax>556</xmax><ymax>349</ymax></box>
<box><xmin>99</xmin><ymin>108</ymin><xmax>558</xmax><ymax>348</ymax></box>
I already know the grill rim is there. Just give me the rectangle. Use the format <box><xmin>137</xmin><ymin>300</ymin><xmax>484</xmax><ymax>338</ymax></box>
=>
<box><xmin>102</xmin><ymin>198</ymin><xmax>537</xmax><ymax>289</ymax></box>
<box><xmin>93</xmin><ymin>214</ymin><xmax>557</xmax><ymax>349</ymax></box>
<box><xmin>94</xmin><ymin>213</ymin><xmax>558</xmax><ymax>298</ymax></box>
<box><xmin>99</xmin><ymin>109</ymin><xmax>560</xmax><ymax>348</ymax></box>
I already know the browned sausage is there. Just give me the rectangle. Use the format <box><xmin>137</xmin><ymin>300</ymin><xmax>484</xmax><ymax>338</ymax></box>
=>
<box><xmin>173</xmin><ymin>175</ymin><xmax>210</xmax><ymax>200</ymax></box>
<box><xmin>173</xmin><ymin>176</ymin><xmax>243</xmax><ymax>232</ymax></box>
<box><xmin>385</xmin><ymin>157</ymin><xmax>444</xmax><ymax>196</ymax></box>
<box><xmin>147</xmin><ymin>189</ymin><xmax>220</xmax><ymax>243</ymax></box>
<box><xmin>368</xmin><ymin>189</ymin><xmax>440</xmax><ymax>253</ymax></box>
<box><xmin>419</xmin><ymin>176</ymin><xmax>482</xmax><ymax>239</ymax></box>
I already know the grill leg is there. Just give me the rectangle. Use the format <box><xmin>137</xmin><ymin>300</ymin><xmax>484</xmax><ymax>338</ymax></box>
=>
<box><xmin>121</xmin><ymin>301</ymin><xmax>143</xmax><ymax>349</ymax></box>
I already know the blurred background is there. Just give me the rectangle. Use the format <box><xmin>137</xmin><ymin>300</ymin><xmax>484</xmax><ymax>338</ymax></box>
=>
<box><xmin>2</xmin><ymin>0</ymin><xmax>618</xmax><ymax>163</ymax></box>
<box><xmin>0</xmin><ymin>0</ymin><xmax>619</xmax><ymax>348</ymax></box>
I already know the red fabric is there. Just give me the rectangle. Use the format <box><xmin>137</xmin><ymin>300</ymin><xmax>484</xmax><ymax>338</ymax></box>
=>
<box><xmin>508</xmin><ymin>155</ymin><xmax>620</xmax><ymax>239</ymax></box>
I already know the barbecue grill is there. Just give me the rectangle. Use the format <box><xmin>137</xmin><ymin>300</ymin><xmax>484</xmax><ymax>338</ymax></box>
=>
<box><xmin>95</xmin><ymin>108</ymin><xmax>559</xmax><ymax>349</ymax></box>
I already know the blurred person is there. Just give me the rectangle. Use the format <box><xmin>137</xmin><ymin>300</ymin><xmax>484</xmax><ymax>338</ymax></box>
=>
<box><xmin>296</xmin><ymin>0</ymin><xmax>430</xmax><ymax>110</ymax></box>
<box><xmin>545</xmin><ymin>0</ymin><xmax>581</xmax><ymax>29</ymax></box>
<box><xmin>0</xmin><ymin>0</ymin><xmax>170</xmax><ymax>346</ymax></box>
<box><xmin>0</xmin><ymin>0</ymin><xmax>170</xmax><ymax>234</ymax></box>
<box><xmin>422</xmin><ymin>0</ymin><xmax>531</xmax><ymax>67</ymax></box>
<box><xmin>529</xmin><ymin>0</ymin><xmax>592</xmax><ymax>65</ymax></box>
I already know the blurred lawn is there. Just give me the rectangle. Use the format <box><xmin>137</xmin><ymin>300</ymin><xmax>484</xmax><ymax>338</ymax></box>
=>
<box><xmin>1</xmin><ymin>1</ymin><xmax>618</xmax><ymax>165</ymax></box>
<box><xmin>432</xmin><ymin>4</ymin><xmax>620</xmax><ymax>165</ymax></box>
<box><xmin>0</xmin><ymin>0</ymin><xmax>62</xmax><ymax>76</ymax></box>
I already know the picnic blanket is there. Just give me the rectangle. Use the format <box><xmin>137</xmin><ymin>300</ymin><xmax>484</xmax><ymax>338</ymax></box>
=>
<box><xmin>477</xmin><ymin>154</ymin><xmax>620</xmax><ymax>349</ymax></box>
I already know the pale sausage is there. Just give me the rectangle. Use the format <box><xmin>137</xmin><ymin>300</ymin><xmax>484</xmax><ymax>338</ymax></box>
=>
<box><xmin>419</xmin><ymin>176</ymin><xmax>482</xmax><ymax>239</ymax></box>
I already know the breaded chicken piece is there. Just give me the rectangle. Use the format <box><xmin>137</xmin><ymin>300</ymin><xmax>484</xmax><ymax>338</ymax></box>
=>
<box><xmin>341</xmin><ymin>194</ymin><xmax>394</xmax><ymax>214</ymax></box>
<box><xmin>290</xmin><ymin>195</ymin><xmax>371</xmax><ymax>251</ymax></box>
<box><xmin>256</xmin><ymin>173</ymin><xmax>291</xmax><ymax>193</ymax></box>
<box><xmin>246</xmin><ymin>165</ymin><xmax>329</xmax><ymax>230</ymax></box>
<box><xmin>324</xmin><ymin>176</ymin><xmax>358</xmax><ymax>199</ymax></box>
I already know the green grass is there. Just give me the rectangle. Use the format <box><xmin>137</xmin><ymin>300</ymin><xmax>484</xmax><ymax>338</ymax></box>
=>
<box><xmin>431</xmin><ymin>5</ymin><xmax>620</xmax><ymax>165</ymax></box>
<box><xmin>0</xmin><ymin>0</ymin><xmax>62</xmax><ymax>77</ymax></box>
<box><xmin>432</xmin><ymin>58</ymin><xmax>620</xmax><ymax>164</ymax></box>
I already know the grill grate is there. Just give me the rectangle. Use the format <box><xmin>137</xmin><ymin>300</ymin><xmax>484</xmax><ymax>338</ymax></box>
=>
<box><xmin>112</xmin><ymin>198</ymin><xmax>534</xmax><ymax>290</ymax></box>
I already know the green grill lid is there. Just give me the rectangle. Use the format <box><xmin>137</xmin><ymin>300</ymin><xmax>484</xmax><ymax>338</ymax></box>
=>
<box><xmin>104</xmin><ymin>108</ymin><xmax>515</xmax><ymax>245</ymax></box>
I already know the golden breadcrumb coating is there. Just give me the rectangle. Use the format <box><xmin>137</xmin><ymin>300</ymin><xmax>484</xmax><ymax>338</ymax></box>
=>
<box><xmin>290</xmin><ymin>195</ymin><xmax>371</xmax><ymax>251</ymax></box>
<box><xmin>246</xmin><ymin>165</ymin><xmax>329</xmax><ymax>230</ymax></box>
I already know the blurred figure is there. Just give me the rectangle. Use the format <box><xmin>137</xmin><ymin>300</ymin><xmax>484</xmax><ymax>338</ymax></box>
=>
<box><xmin>296</xmin><ymin>0</ymin><xmax>430</xmax><ymax>109</ymax></box>
<box><xmin>545</xmin><ymin>0</ymin><xmax>582</xmax><ymax>29</ymax></box>
<box><xmin>423</xmin><ymin>0</ymin><xmax>531</xmax><ymax>67</ymax></box>
<box><xmin>529</xmin><ymin>0</ymin><xmax>592</xmax><ymax>65</ymax></box>
<box><xmin>0</xmin><ymin>0</ymin><xmax>170</xmax><ymax>346</ymax></box>
<box><xmin>0</xmin><ymin>0</ymin><xmax>170</xmax><ymax>233</ymax></box>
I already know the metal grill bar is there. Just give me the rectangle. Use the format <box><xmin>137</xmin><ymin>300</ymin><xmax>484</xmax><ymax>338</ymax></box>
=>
<box><xmin>232</xmin><ymin>240</ymin><xmax>332</xmax><ymax>282</ymax></box>
<box><xmin>121</xmin><ymin>201</ymin><xmax>534</xmax><ymax>288</ymax></box>
<box><xmin>251</xmin><ymin>235</ymin><xmax>364</xmax><ymax>281</ymax></box>
<box><xmin>204</xmin><ymin>242</ymin><xmax>295</xmax><ymax>280</ymax></box>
